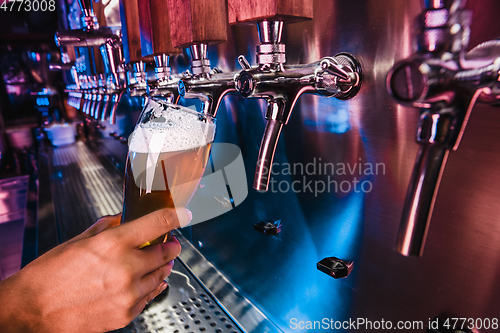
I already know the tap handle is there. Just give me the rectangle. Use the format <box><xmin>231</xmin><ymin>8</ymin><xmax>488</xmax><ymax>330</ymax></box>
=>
<box><xmin>166</xmin><ymin>0</ymin><xmax>228</xmax><ymax>48</ymax></box>
<box><xmin>320</xmin><ymin>58</ymin><xmax>350</xmax><ymax>81</ymax></box>
<box><xmin>121</xmin><ymin>0</ymin><xmax>142</xmax><ymax>62</ymax></box>
<box><xmin>238</xmin><ymin>55</ymin><xmax>252</xmax><ymax>70</ymax></box>
<box><xmin>228</xmin><ymin>0</ymin><xmax>313</xmax><ymax>24</ymax></box>
<box><xmin>143</xmin><ymin>0</ymin><xmax>181</xmax><ymax>56</ymax></box>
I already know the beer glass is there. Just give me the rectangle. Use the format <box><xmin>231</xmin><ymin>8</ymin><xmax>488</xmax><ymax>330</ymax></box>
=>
<box><xmin>121</xmin><ymin>98</ymin><xmax>216</xmax><ymax>246</ymax></box>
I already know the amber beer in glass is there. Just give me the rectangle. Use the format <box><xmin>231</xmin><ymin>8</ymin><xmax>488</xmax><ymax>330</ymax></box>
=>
<box><xmin>121</xmin><ymin>99</ymin><xmax>215</xmax><ymax>246</ymax></box>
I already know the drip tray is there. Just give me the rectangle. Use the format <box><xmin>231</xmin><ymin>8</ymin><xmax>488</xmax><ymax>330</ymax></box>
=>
<box><xmin>115</xmin><ymin>260</ymin><xmax>242</xmax><ymax>333</ymax></box>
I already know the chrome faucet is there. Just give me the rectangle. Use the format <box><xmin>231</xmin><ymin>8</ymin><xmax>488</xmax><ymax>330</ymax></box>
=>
<box><xmin>234</xmin><ymin>20</ymin><xmax>362</xmax><ymax>191</ymax></box>
<box><xmin>148</xmin><ymin>54</ymin><xmax>180</xmax><ymax>103</ymax></box>
<box><xmin>88</xmin><ymin>75</ymin><xmax>98</xmax><ymax>118</ymax></box>
<box><xmin>177</xmin><ymin>43</ymin><xmax>237</xmax><ymax>117</ymax></box>
<box><xmin>387</xmin><ymin>0</ymin><xmax>500</xmax><ymax>256</ymax></box>
<box><xmin>81</xmin><ymin>75</ymin><xmax>92</xmax><ymax>115</ymax></box>
<box><xmin>99</xmin><ymin>40</ymin><xmax>127</xmax><ymax>125</ymax></box>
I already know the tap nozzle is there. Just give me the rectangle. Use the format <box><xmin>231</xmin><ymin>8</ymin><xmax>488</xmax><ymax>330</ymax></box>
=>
<box><xmin>128</xmin><ymin>61</ymin><xmax>149</xmax><ymax>97</ymax></box>
<box><xmin>177</xmin><ymin>43</ymin><xmax>238</xmax><ymax>117</ymax></box>
<box><xmin>189</xmin><ymin>43</ymin><xmax>211</xmax><ymax>78</ymax></box>
<box><xmin>154</xmin><ymin>54</ymin><xmax>172</xmax><ymax>82</ymax></box>
<box><xmin>109</xmin><ymin>91</ymin><xmax>125</xmax><ymax>125</ymax></box>
<box><xmin>148</xmin><ymin>54</ymin><xmax>180</xmax><ymax>102</ymax></box>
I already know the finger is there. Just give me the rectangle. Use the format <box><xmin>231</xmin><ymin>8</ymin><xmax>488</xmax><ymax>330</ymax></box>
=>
<box><xmin>139</xmin><ymin>260</ymin><xmax>175</xmax><ymax>296</ymax></box>
<box><xmin>110</xmin><ymin>208</ymin><xmax>191</xmax><ymax>249</ymax></box>
<box><xmin>134</xmin><ymin>237</ymin><xmax>181</xmax><ymax>274</ymax></box>
<box><xmin>68</xmin><ymin>214</ymin><xmax>121</xmax><ymax>243</ymax></box>
<box><xmin>131</xmin><ymin>281</ymin><xmax>168</xmax><ymax>316</ymax></box>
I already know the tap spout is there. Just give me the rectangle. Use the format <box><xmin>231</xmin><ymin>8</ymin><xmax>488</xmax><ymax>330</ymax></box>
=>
<box><xmin>254</xmin><ymin>101</ymin><xmax>284</xmax><ymax>191</ymax></box>
<box><xmin>100</xmin><ymin>94</ymin><xmax>112</xmax><ymax>122</ymax></box>
<box><xmin>398</xmin><ymin>142</ymin><xmax>449</xmax><ymax>256</ymax></box>
<box><xmin>109</xmin><ymin>91</ymin><xmax>125</xmax><ymax>125</ymax></box>
<box><xmin>149</xmin><ymin>54</ymin><xmax>179</xmax><ymax>102</ymax></box>
<box><xmin>94</xmin><ymin>94</ymin><xmax>103</xmax><ymax>119</ymax></box>
<box><xmin>89</xmin><ymin>93</ymin><xmax>97</xmax><ymax>118</ymax></box>
<box><xmin>179</xmin><ymin>72</ymin><xmax>237</xmax><ymax>117</ymax></box>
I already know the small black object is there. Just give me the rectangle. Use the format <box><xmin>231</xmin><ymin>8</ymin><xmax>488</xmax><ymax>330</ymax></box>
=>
<box><xmin>317</xmin><ymin>257</ymin><xmax>353</xmax><ymax>279</ymax></box>
<box><xmin>254</xmin><ymin>220</ymin><xmax>282</xmax><ymax>236</ymax></box>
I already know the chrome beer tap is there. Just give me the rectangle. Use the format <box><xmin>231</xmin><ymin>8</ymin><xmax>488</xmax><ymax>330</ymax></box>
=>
<box><xmin>148</xmin><ymin>54</ymin><xmax>180</xmax><ymax>103</ymax></box>
<box><xmin>127</xmin><ymin>61</ymin><xmax>149</xmax><ymax>98</ymax></box>
<box><xmin>88</xmin><ymin>75</ymin><xmax>99</xmax><ymax>118</ymax></box>
<box><xmin>81</xmin><ymin>75</ymin><xmax>92</xmax><ymax>115</ymax></box>
<box><xmin>93</xmin><ymin>74</ymin><xmax>105</xmax><ymax>120</ymax></box>
<box><xmin>177</xmin><ymin>43</ymin><xmax>237</xmax><ymax>117</ymax></box>
<box><xmin>234</xmin><ymin>20</ymin><xmax>362</xmax><ymax>191</ymax></box>
<box><xmin>387</xmin><ymin>0</ymin><xmax>500</xmax><ymax>256</ymax></box>
<box><xmin>99</xmin><ymin>38</ymin><xmax>127</xmax><ymax>124</ymax></box>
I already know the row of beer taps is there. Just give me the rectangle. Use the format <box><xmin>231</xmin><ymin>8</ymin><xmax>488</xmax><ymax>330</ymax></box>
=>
<box><xmin>55</xmin><ymin>0</ymin><xmax>363</xmax><ymax>189</ymax></box>
<box><xmin>54</xmin><ymin>0</ymin><xmax>127</xmax><ymax>125</ymax></box>
<box><xmin>55</xmin><ymin>0</ymin><xmax>500</xmax><ymax>257</ymax></box>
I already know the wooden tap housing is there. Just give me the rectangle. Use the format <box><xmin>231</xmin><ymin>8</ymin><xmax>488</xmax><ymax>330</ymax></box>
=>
<box><xmin>166</xmin><ymin>0</ymin><xmax>228</xmax><ymax>48</ymax></box>
<box><xmin>228</xmin><ymin>0</ymin><xmax>313</xmax><ymax>24</ymax></box>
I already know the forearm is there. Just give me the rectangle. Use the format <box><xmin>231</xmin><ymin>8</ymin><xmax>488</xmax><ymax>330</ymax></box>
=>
<box><xmin>0</xmin><ymin>273</ymin><xmax>40</xmax><ymax>332</ymax></box>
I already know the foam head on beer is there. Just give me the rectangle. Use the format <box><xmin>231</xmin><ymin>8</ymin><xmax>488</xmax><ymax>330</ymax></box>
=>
<box><xmin>122</xmin><ymin>98</ymin><xmax>216</xmax><ymax>231</ymax></box>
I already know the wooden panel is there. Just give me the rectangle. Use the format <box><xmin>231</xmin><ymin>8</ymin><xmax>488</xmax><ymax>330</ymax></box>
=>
<box><xmin>167</xmin><ymin>0</ymin><xmax>227</xmax><ymax>48</ymax></box>
<box><xmin>93</xmin><ymin>0</ymin><xmax>107</xmax><ymax>27</ymax></box>
<box><xmin>120</xmin><ymin>0</ymin><xmax>142</xmax><ymax>62</ymax></box>
<box><xmin>66</xmin><ymin>47</ymin><xmax>76</xmax><ymax>63</ymax></box>
<box><xmin>149</xmin><ymin>0</ymin><xmax>180</xmax><ymax>55</ymax></box>
<box><xmin>228</xmin><ymin>0</ymin><xmax>313</xmax><ymax>24</ymax></box>
<box><xmin>138</xmin><ymin>0</ymin><xmax>153</xmax><ymax>57</ymax></box>
<box><xmin>92</xmin><ymin>46</ymin><xmax>105</xmax><ymax>74</ymax></box>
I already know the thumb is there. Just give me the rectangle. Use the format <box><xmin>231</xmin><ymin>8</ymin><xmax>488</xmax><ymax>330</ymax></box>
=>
<box><xmin>109</xmin><ymin>208</ymin><xmax>192</xmax><ymax>248</ymax></box>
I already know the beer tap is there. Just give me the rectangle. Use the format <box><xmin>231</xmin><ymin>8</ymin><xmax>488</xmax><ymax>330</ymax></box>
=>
<box><xmin>149</xmin><ymin>54</ymin><xmax>179</xmax><ymax>103</ymax></box>
<box><xmin>229</xmin><ymin>1</ymin><xmax>362</xmax><ymax>191</ymax></box>
<box><xmin>88</xmin><ymin>75</ymin><xmax>99</xmax><ymax>118</ymax></box>
<box><xmin>165</xmin><ymin>0</ymin><xmax>235</xmax><ymax>116</ymax></box>
<box><xmin>386</xmin><ymin>0</ymin><xmax>500</xmax><ymax>256</ymax></box>
<box><xmin>133</xmin><ymin>0</ymin><xmax>180</xmax><ymax>102</ymax></box>
<box><xmin>93</xmin><ymin>74</ymin><xmax>106</xmax><ymax>120</ymax></box>
<box><xmin>82</xmin><ymin>75</ymin><xmax>92</xmax><ymax>115</ymax></box>
<box><xmin>98</xmin><ymin>36</ymin><xmax>126</xmax><ymax>124</ymax></box>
